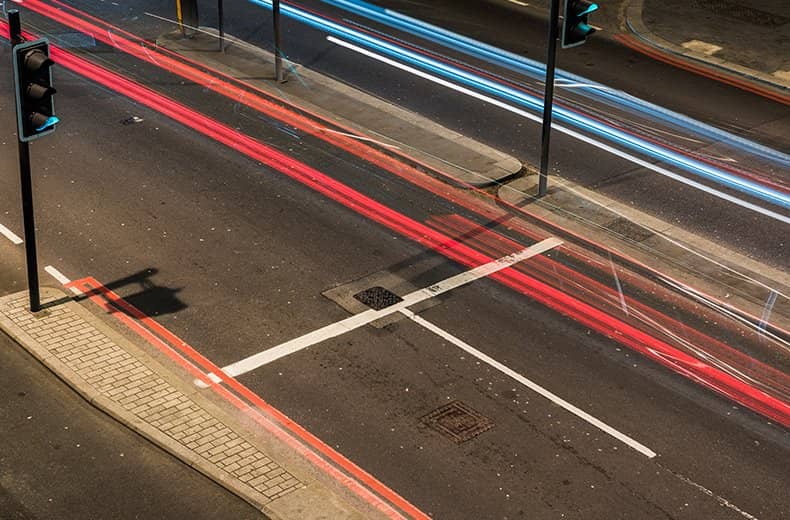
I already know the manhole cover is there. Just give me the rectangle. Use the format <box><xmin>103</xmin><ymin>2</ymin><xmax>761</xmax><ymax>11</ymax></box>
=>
<box><xmin>421</xmin><ymin>401</ymin><xmax>494</xmax><ymax>444</ymax></box>
<box><xmin>353</xmin><ymin>286</ymin><xmax>403</xmax><ymax>310</ymax></box>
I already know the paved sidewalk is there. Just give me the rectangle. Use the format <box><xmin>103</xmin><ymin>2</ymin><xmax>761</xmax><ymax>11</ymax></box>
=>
<box><xmin>498</xmin><ymin>170</ymin><xmax>789</xmax><ymax>331</ymax></box>
<box><xmin>0</xmin><ymin>288</ymin><xmax>377</xmax><ymax>520</ymax></box>
<box><xmin>626</xmin><ymin>0</ymin><xmax>790</xmax><ymax>90</ymax></box>
<box><xmin>156</xmin><ymin>30</ymin><xmax>523</xmax><ymax>188</ymax></box>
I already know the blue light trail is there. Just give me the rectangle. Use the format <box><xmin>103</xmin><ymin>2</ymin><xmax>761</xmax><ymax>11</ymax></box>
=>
<box><xmin>246</xmin><ymin>0</ymin><xmax>790</xmax><ymax>211</ymax></box>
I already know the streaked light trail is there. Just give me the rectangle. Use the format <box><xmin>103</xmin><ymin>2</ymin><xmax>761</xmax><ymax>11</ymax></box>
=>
<box><xmin>328</xmin><ymin>36</ymin><xmax>790</xmax><ymax>224</ymax></box>
<box><xmin>245</xmin><ymin>0</ymin><xmax>790</xmax><ymax>213</ymax></box>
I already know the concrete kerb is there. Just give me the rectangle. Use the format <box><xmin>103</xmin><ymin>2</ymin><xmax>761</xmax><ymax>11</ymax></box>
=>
<box><xmin>155</xmin><ymin>29</ymin><xmax>523</xmax><ymax>188</ymax></box>
<box><xmin>624</xmin><ymin>0</ymin><xmax>790</xmax><ymax>91</ymax></box>
<box><xmin>0</xmin><ymin>288</ymin><xmax>377</xmax><ymax>520</ymax></box>
<box><xmin>0</xmin><ymin>289</ymin><xmax>277</xmax><ymax>516</ymax></box>
<box><xmin>161</xmin><ymin>25</ymin><xmax>788</xmax><ymax>325</ymax></box>
<box><xmin>497</xmin><ymin>173</ymin><xmax>790</xmax><ymax>329</ymax></box>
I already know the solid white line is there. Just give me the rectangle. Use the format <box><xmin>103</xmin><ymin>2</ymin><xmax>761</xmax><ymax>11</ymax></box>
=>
<box><xmin>0</xmin><ymin>223</ymin><xmax>23</xmax><ymax>245</ymax></box>
<box><xmin>315</xmin><ymin>126</ymin><xmax>401</xmax><ymax>149</ymax></box>
<box><xmin>199</xmin><ymin>237</ymin><xmax>562</xmax><ymax>385</ymax></box>
<box><xmin>44</xmin><ymin>265</ymin><xmax>71</xmax><ymax>285</ymax></box>
<box><xmin>326</xmin><ymin>36</ymin><xmax>790</xmax><ymax>224</ymax></box>
<box><xmin>400</xmin><ymin>308</ymin><xmax>657</xmax><ymax>458</ymax></box>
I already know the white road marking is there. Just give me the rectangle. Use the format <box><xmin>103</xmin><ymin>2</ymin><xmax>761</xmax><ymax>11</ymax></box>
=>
<box><xmin>198</xmin><ymin>237</ymin><xmax>562</xmax><ymax>386</ymax></box>
<box><xmin>662</xmin><ymin>464</ymin><xmax>760</xmax><ymax>520</ymax></box>
<box><xmin>44</xmin><ymin>265</ymin><xmax>81</xmax><ymax>294</ymax></box>
<box><xmin>0</xmin><ymin>223</ymin><xmax>23</xmax><ymax>245</ymax></box>
<box><xmin>45</xmin><ymin>265</ymin><xmax>71</xmax><ymax>285</ymax></box>
<box><xmin>399</xmin><ymin>308</ymin><xmax>657</xmax><ymax>458</ymax></box>
<box><xmin>315</xmin><ymin>126</ymin><xmax>401</xmax><ymax>148</ymax></box>
<box><xmin>327</xmin><ymin>36</ymin><xmax>790</xmax><ymax>224</ymax></box>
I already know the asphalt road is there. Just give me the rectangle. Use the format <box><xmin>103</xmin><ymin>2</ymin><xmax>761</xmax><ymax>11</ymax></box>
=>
<box><xmin>2</xmin><ymin>22</ymin><xmax>789</xmax><ymax>520</ymax></box>
<box><xmin>12</xmin><ymin>0</ymin><xmax>789</xmax><ymax>266</ymax></box>
<box><xmin>1</xmin><ymin>1</ymin><xmax>789</xmax><ymax>519</ymax></box>
<box><xmin>219</xmin><ymin>0</ymin><xmax>790</xmax><ymax>267</ymax></box>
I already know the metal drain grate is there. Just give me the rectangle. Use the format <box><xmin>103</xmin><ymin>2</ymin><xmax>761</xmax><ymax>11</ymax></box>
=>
<box><xmin>353</xmin><ymin>286</ymin><xmax>403</xmax><ymax>310</ymax></box>
<box><xmin>421</xmin><ymin>401</ymin><xmax>494</xmax><ymax>444</ymax></box>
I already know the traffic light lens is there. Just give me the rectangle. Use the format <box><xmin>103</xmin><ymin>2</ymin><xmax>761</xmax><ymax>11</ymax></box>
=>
<box><xmin>562</xmin><ymin>0</ymin><xmax>599</xmax><ymax>48</ymax></box>
<box><xmin>578</xmin><ymin>3</ymin><xmax>599</xmax><ymax>16</ymax></box>
<box><xmin>32</xmin><ymin>115</ymin><xmax>60</xmax><ymax>132</ymax></box>
<box><xmin>23</xmin><ymin>50</ymin><xmax>54</xmax><ymax>72</ymax></box>
<box><xmin>26</xmin><ymin>83</ymin><xmax>56</xmax><ymax>101</ymax></box>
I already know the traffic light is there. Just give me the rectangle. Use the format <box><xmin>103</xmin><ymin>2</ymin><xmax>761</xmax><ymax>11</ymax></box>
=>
<box><xmin>562</xmin><ymin>0</ymin><xmax>599</xmax><ymax>49</ymax></box>
<box><xmin>12</xmin><ymin>39</ymin><xmax>59</xmax><ymax>142</ymax></box>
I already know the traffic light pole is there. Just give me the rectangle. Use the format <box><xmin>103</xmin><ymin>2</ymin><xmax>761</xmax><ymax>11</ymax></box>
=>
<box><xmin>218</xmin><ymin>0</ymin><xmax>225</xmax><ymax>51</ymax></box>
<box><xmin>9</xmin><ymin>10</ymin><xmax>41</xmax><ymax>312</ymax></box>
<box><xmin>273</xmin><ymin>0</ymin><xmax>284</xmax><ymax>82</ymax></box>
<box><xmin>538</xmin><ymin>0</ymin><xmax>560</xmax><ymax>198</ymax></box>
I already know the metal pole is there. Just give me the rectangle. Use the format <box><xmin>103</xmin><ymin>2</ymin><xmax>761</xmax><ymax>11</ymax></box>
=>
<box><xmin>18</xmin><ymin>134</ymin><xmax>40</xmax><ymax>312</ymax></box>
<box><xmin>218</xmin><ymin>0</ymin><xmax>224</xmax><ymax>51</ymax></box>
<box><xmin>538</xmin><ymin>0</ymin><xmax>560</xmax><ymax>198</ymax></box>
<box><xmin>9</xmin><ymin>10</ymin><xmax>41</xmax><ymax>312</ymax></box>
<box><xmin>273</xmin><ymin>0</ymin><xmax>283</xmax><ymax>83</ymax></box>
<box><xmin>176</xmin><ymin>0</ymin><xmax>185</xmax><ymax>36</ymax></box>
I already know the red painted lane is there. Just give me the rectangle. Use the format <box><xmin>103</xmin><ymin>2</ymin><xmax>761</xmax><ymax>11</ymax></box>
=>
<box><xmin>68</xmin><ymin>278</ymin><xmax>423</xmax><ymax>520</ymax></box>
<box><xmin>614</xmin><ymin>34</ymin><xmax>790</xmax><ymax>107</ymax></box>
<box><xmin>5</xmin><ymin>6</ymin><xmax>783</xmax><ymax>343</ymax></box>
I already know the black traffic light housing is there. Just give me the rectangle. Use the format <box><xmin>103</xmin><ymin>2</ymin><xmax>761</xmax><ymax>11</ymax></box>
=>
<box><xmin>13</xmin><ymin>38</ymin><xmax>59</xmax><ymax>142</ymax></box>
<box><xmin>562</xmin><ymin>0</ymin><xmax>599</xmax><ymax>49</ymax></box>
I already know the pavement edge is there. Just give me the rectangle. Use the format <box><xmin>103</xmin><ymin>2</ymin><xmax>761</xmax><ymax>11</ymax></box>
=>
<box><xmin>498</xmin><ymin>172</ymin><xmax>790</xmax><ymax>325</ymax></box>
<box><xmin>0</xmin><ymin>287</ymin><xmax>377</xmax><ymax>520</ymax></box>
<box><xmin>623</xmin><ymin>0</ymin><xmax>790</xmax><ymax>91</ymax></box>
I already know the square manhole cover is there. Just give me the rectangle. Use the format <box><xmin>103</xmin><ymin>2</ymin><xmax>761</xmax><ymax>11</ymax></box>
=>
<box><xmin>421</xmin><ymin>401</ymin><xmax>494</xmax><ymax>444</ymax></box>
<box><xmin>353</xmin><ymin>286</ymin><xmax>403</xmax><ymax>311</ymax></box>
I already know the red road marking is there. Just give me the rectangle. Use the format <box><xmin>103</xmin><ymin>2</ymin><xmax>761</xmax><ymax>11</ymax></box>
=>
<box><xmin>67</xmin><ymin>277</ymin><xmax>426</xmax><ymax>520</ymax></box>
<box><xmin>1</xmin><ymin>19</ymin><xmax>786</xmax><ymax>424</ymax></box>
<box><xmin>614</xmin><ymin>34</ymin><xmax>790</xmax><ymax>106</ymax></box>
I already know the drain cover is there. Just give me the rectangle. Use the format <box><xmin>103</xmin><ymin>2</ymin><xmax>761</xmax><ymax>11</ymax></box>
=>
<box><xmin>421</xmin><ymin>401</ymin><xmax>494</xmax><ymax>444</ymax></box>
<box><xmin>353</xmin><ymin>286</ymin><xmax>403</xmax><ymax>310</ymax></box>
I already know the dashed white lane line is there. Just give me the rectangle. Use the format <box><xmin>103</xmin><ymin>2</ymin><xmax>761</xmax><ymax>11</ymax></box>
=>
<box><xmin>199</xmin><ymin>237</ymin><xmax>563</xmax><ymax>386</ymax></box>
<box><xmin>399</xmin><ymin>308</ymin><xmax>657</xmax><ymax>458</ymax></box>
<box><xmin>0</xmin><ymin>223</ymin><xmax>23</xmax><ymax>245</ymax></box>
<box><xmin>44</xmin><ymin>265</ymin><xmax>81</xmax><ymax>294</ymax></box>
<box><xmin>45</xmin><ymin>265</ymin><xmax>71</xmax><ymax>285</ymax></box>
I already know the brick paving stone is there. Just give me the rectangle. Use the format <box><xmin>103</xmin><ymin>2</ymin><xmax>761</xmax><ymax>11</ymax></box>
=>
<box><xmin>1</xmin><ymin>295</ymin><xmax>303</xmax><ymax>502</ymax></box>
